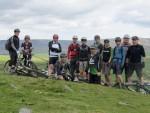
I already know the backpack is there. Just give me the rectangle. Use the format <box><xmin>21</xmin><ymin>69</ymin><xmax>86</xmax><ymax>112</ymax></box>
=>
<box><xmin>5</xmin><ymin>37</ymin><xmax>13</xmax><ymax>51</ymax></box>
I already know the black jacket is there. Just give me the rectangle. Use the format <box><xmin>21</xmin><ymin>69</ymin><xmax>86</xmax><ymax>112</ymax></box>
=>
<box><xmin>126</xmin><ymin>44</ymin><xmax>145</xmax><ymax>63</ymax></box>
<box><xmin>10</xmin><ymin>35</ymin><xmax>20</xmax><ymax>52</ymax></box>
<box><xmin>78</xmin><ymin>44</ymin><xmax>90</xmax><ymax>61</ymax></box>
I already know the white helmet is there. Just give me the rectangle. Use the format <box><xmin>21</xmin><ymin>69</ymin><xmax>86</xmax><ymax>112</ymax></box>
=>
<box><xmin>123</xmin><ymin>34</ymin><xmax>130</xmax><ymax>39</ymax></box>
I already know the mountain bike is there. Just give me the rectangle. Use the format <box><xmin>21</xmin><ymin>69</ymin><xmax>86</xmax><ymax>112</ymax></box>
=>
<box><xmin>124</xmin><ymin>81</ymin><xmax>150</xmax><ymax>94</ymax></box>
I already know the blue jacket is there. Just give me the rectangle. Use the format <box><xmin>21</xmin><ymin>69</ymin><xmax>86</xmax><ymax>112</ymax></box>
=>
<box><xmin>113</xmin><ymin>46</ymin><xmax>125</xmax><ymax>66</ymax></box>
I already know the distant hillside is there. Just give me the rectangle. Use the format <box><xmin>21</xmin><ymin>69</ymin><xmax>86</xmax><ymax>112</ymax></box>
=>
<box><xmin>0</xmin><ymin>39</ymin><xmax>150</xmax><ymax>55</ymax></box>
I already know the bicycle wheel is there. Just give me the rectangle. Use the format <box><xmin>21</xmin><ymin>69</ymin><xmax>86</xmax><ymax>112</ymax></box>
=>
<box><xmin>28</xmin><ymin>61</ymin><xmax>38</xmax><ymax>70</ymax></box>
<box><xmin>28</xmin><ymin>61</ymin><xmax>38</xmax><ymax>77</ymax></box>
<box><xmin>3</xmin><ymin>60</ymin><xmax>11</xmax><ymax>74</ymax></box>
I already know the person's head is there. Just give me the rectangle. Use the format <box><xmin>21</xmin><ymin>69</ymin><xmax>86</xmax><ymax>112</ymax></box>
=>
<box><xmin>94</xmin><ymin>35</ymin><xmax>100</xmax><ymax>43</ymax></box>
<box><xmin>115</xmin><ymin>37</ymin><xmax>121</xmax><ymax>46</ymax></box>
<box><xmin>72</xmin><ymin>35</ymin><xmax>78</xmax><ymax>44</ymax></box>
<box><xmin>53</xmin><ymin>34</ymin><xmax>59</xmax><ymax>42</ymax></box>
<box><xmin>104</xmin><ymin>39</ymin><xmax>110</xmax><ymax>47</ymax></box>
<box><xmin>24</xmin><ymin>35</ymin><xmax>30</xmax><ymax>43</ymax></box>
<box><xmin>132</xmin><ymin>36</ymin><xmax>139</xmax><ymax>45</ymax></box>
<box><xmin>123</xmin><ymin>34</ymin><xmax>130</xmax><ymax>44</ymax></box>
<box><xmin>60</xmin><ymin>53</ymin><xmax>67</xmax><ymax>63</ymax></box>
<box><xmin>81</xmin><ymin>37</ymin><xmax>87</xmax><ymax>45</ymax></box>
<box><xmin>14</xmin><ymin>28</ymin><xmax>20</xmax><ymax>37</ymax></box>
<box><xmin>90</xmin><ymin>45</ymin><xmax>97</xmax><ymax>55</ymax></box>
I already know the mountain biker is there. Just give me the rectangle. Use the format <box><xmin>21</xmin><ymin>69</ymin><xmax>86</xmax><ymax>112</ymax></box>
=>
<box><xmin>67</xmin><ymin>35</ymin><xmax>80</xmax><ymax>81</ymax></box>
<box><xmin>112</xmin><ymin>37</ymin><xmax>125</xmax><ymax>88</ymax></box>
<box><xmin>101</xmin><ymin>39</ymin><xmax>112</xmax><ymax>86</ymax></box>
<box><xmin>86</xmin><ymin>45</ymin><xmax>101</xmax><ymax>84</ymax></box>
<box><xmin>93</xmin><ymin>35</ymin><xmax>103</xmax><ymax>54</ymax></box>
<box><xmin>48</xmin><ymin>34</ymin><xmax>62</xmax><ymax>76</ymax></box>
<box><xmin>121</xmin><ymin>34</ymin><xmax>131</xmax><ymax>82</ymax></box>
<box><xmin>21</xmin><ymin>35</ymin><xmax>32</xmax><ymax>66</ymax></box>
<box><xmin>8</xmin><ymin>28</ymin><xmax>20</xmax><ymax>70</ymax></box>
<box><xmin>54</xmin><ymin>53</ymin><xmax>70</xmax><ymax>80</ymax></box>
<box><xmin>126</xmin><ymin>36</ymin><xmax>146</xmax><ymax>85</ymax></box>
<box><xmin>78</xmin><ymin>37</ymin><xmax>90</xmax><ymax>80</ymax></box>
<box><xmin>93</xmin><ymin>35</ymin><xmax>103</xmax><ymax>76</ymax></box>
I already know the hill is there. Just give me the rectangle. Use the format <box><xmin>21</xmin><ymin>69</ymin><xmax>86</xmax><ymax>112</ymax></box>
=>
<box><xmin>0</xmin><ymin>38</ymin><xmax>150</xmax><ymax>55</ymax></box>
<box><xmin>0</xmin><ymin>55</ymin><xmax>150</xmax><ymax>113</ymax></box>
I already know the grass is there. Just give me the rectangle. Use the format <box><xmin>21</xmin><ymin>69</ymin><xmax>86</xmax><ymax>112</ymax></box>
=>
<box><xmin>0</xmin><ymin>55</ymin><xmax>150</xmax><ymax>113</ymax></box>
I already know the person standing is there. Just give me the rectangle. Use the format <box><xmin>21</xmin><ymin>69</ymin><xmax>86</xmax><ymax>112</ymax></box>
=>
<box><xmin>121</xmin><ymin>34</ymin><xmax>131</xmax><ymax>82</ymax></box>
<box><xmin>93</xmin><ymin>35</ymin><xmax>103</xmax><ymax>78</ymax></box>
<box><xmin>78</xmin><ymin>37</ymin><xmax>90</xmax><ymax>80</ymax></box>
<box><xmin>102</xmin><ymin>39</ymin><xmax>112</xmax><ymax>86</ymax></box>
<box><xmin>112</xmin><ymin>37</ymin><xmax>125</xmax><ymax>88</ymax></box>
<box><xmin>126</xmin><ymin>36</ymin><xmax>146</xmax><ymax>85</ymax></box>
<box><xmin>8</xmin><ymin>28</ymin><xmax>20</xmax><ymax>70</ymax></box>
<box><xmin>86</xmin><ymin>45</ymin><xmax>101</xmax><ymax>84</ymax></box>
<box><xmin>21</xmin><ymin>35</ymin><xmax>33</xmax><ymax>66</ymax></box>
<box><xmin>48</xmin><ymin>34</ymin><xmax>62</xmax><ymax>76</ymax></box>
<box><xmin>67</xmin><ymin>35</ymin><xmax>80</xmax><ymax>81</ymax></box>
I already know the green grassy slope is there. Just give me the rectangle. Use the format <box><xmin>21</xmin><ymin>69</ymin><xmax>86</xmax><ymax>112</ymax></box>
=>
<box><xmin>0</xmin><ymin>55</ymin><xmax>150</xmax><ymax>113</ymax></box>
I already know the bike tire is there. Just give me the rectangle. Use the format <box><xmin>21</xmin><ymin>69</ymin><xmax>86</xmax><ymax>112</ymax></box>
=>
<box><xmin>3</xmin><ymin>60</ymin><xmax>11</xmax><ymax>74</ymax></box>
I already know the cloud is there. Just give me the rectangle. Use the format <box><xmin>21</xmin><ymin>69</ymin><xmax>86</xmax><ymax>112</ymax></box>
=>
<box><xmin>0</xmin><ymin>0</ymin><xmax>150</xmax><ymax>40</ymax></box>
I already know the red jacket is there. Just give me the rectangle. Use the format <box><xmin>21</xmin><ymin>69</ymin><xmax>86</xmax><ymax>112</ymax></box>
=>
<box><xmin>68</xmin><ymin>43</ymin><xmax>80</xmax><ymax>59</ymax></box>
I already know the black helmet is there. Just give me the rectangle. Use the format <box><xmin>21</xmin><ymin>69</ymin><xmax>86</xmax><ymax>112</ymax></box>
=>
<box><xmin>60</xmin><ymin>53</ymin><xmax>67</xmax><ymax>58</ymax></box>
<box><xmin>132</xmin><ymin>36</ymin><xmax>139</xmax><ymax>40</ymax></box>
<box><xmin>94</xmin><ymin>35</ymin><xmax>100</xmax><ymax>40</ymax></box>
<box><xmin>115</xmin><ymin>37</ymin><xmax>121</xmax><ymax>42</ymax></box>
<box><xmin>104</xmin><ymin>39</ymin><xmax>110</xmax><ymax>43</ymax></box>
<box><xmin>14</xmin><ymin>28</ymin><xmax>20</xmax><ymax>33</ymax></box>
<box><xmin>81</xmin><ymin>37</ymin><xmax>87</xmax><ymax>42</ymax></box>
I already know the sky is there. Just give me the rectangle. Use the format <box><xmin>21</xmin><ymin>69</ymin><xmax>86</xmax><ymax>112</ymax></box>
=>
<box><xmin>0</xmin><ymin>0</ymin><xmax>150</xmax><ymax>40</ymax></box>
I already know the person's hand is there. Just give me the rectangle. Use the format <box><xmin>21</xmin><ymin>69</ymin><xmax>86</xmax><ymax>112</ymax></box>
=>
<box><xmin>17</xmin><ymin>50</ymin><xmax>20</xmax><ymax>54</ymax></box>
<box><xmin>97</xmin><ymin>72</ymin><xmax>101</xmax><ymax>76</ymax></box>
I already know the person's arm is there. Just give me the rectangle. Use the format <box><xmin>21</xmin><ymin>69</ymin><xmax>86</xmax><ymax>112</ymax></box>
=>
<box><xmin>126</xmin><ymin>47</ymin><xmax>131</xmax><ymax>63</ymax></box>
<box><xmin>67</xmin><ymin>45</ymin><xmax>71</xmax><ymax>59</ymax></box>
<box><xmin>88</xmin><ymin>47</ymin><xmax>91</xmax><ymax>60</ymax></box>
<box><xmin>141</xmin><ymin>45</ymin><xmax>146</xmax><ymax>57</ymax></box>
<box><xmin>11</xmin><ymin>37</ymin><xmax>17</xmax><ymax>52</ymax></box>
<box><xmin>58</xmin><ymin>43</ymin><xmax>62</xmax><ymax>53</ymax></box>
<box><xmin>121</xmin><ymin>47</ymin><xmax>126</xmax><ymax>67</ymax></box>
<box><xmin>21</xmin><ymin>43</ymin><xmax>24</xmax><ymax>52</ymax></box>
<box><xmin>108</xmin><ymin>47</ymin><xmax>112</xmax><ymax>63</ymax></box>
<box><xmin>30</xmin><ymin>43</ymin><xmax>33</xmax><ymax>52</ymax></box>
<box><xmin>99</xmin><ymin>44</ymin><xmax>103</xmax><ymax>54</ymax></box>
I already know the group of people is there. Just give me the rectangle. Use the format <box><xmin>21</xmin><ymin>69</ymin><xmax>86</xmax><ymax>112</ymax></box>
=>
<box><xmin>7</xmin><ymin>29</ymin><xmax>146</xmax><ymax>88</ymax></box>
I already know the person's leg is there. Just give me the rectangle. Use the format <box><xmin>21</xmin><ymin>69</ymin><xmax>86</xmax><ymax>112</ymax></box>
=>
<box><xmin>104</xmin><ymin>63</ymin><xmax>111</xmax><ymax>86</ymax></box>
<box><xmin>89</xmin><ymin>73</ymin><xmax>95</xmax><ymax>83</ymax></box>
<box><xmin>11</xmin><ymin>51</ymin><xmax>17</xmax><ymax>67</ymax></box>
<box><xmin>135</xmin><ymin>63</ymin><xmax>144</xmax><ymax>85</ymax></box>
<box><xmin>9</xmin><ymin>51</ymin><xmax>13</xmax><ymax>66</ymax></box>
<box><xmin>95</xmin><ymin>75</ymin><xmax>100</xmax><ymax>84</ymax></box>
<box><xmin>124</xmin><ymin>63</ymin><xmax>128</xmax><ymax>82</ymax></box>
<box><xmin>83</xmin><ymin>61</ymin><xmax>88</xmax><ymax>79</ymax></box>
<box><xmin>48</xmin><ymin>57</ymin><xmax>56</xmax><ymax>76</ymax></box>
<box><xmin>79</xmin><ymin>61</ymin><xmax>83</xmax><ymax>77</ymax></box>
<box><xmin>114</xmin><ymin>63</ymin><xmax>120</xmax><ymax>84</ymax></box>
<box><xmin>23</xmin><ymin>55</ymin><xmax>27</xmax><ymax>66</ymax></box>
<box><xmin>127</xmin><ymin>63</ymin><xmax>134</xmax><ymax>83</ymax></box>
<box><xmin>70</xmin><ymin>59</ymin><xmax>76</xmax><ymax>81</ymax></box>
